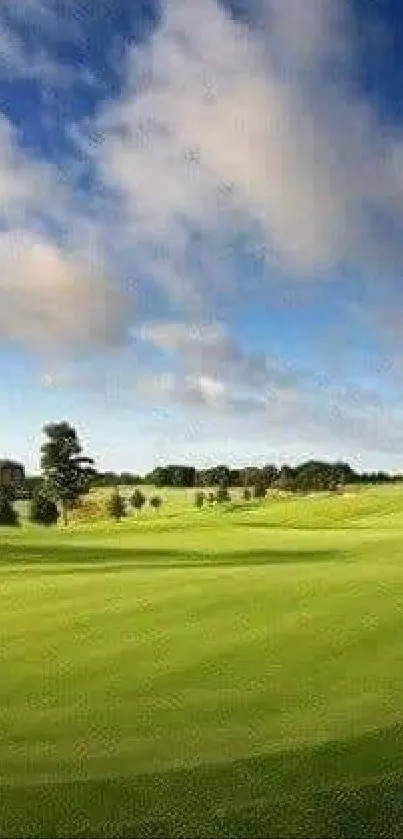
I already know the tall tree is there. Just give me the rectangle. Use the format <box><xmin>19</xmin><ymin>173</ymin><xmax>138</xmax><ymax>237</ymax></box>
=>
<box><xmin>40</xmin><ymin>422</ymin><xmax>95</xmax><ymax>525</ymax></box>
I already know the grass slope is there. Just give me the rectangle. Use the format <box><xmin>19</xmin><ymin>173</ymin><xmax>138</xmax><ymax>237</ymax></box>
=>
<box><xmin>1</xmin><ymin>486</ymin><xmax>403</xmax><ymax>837</ymax></box>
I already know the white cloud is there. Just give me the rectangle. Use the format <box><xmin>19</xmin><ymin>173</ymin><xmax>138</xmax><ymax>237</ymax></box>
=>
<box><xmin>0</xmin><ymin>229</ymin><xmax>130</xmax><ymax>352</ymax></box>
<box><xmin>3</xmin><ymin>0</ymin><xmax>403</xmax><ymax>466</ymax></box>
<box><xmin>81</xmin><ymin>0</ymin><xmax>403</xmax><ymax>294</ymax></box>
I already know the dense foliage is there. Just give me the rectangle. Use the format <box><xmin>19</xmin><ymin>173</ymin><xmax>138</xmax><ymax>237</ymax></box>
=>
<box><xmin>195</xmin><ymin>491</ymin><xmax>205</xmax><ymax>508</ymax></box>
<box><xmin>40</xmin><ymin>422</ymin><xmax>95</xmax><ymax>525</ymax></box>
<box><xmin>29</xmin><ymin>489</ymin><xmax>59</xmax><ymax>526</ymax></box>
<box><xmin>130</xmin><ymin>488</ymin><xmax>146</xmax><ymax>511</ymax></box>
<box><xmin>0</xmin><ymin>488</ymin><xmax>19</xmax><ymax>526</ymax></box>
<box><xmin>107</xmin><ymin>489</ymin><xmax>126</xmax><ymax>521</ymax></box>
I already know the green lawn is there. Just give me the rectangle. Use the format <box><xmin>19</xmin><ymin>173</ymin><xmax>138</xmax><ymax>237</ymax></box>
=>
<box><xmin>1</xmin><ymin>486</ymin><xmax>403</xmax><ymax>836</ymax></box>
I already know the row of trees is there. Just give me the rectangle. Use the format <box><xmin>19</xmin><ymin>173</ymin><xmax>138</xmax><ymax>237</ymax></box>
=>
<box><xmin>107</xmin><ymin>488</ymin><xmax>163</xmax><ymax>521</ymax></box>
<box><xmin>2</xmin><ymin>420</ymin><xmax>401</xmax><ymax>527</ymax></box>
<box><xmin>90</xmin><ymin>461</ymin><xmax>401</xmax><ymax>491</ymax></box>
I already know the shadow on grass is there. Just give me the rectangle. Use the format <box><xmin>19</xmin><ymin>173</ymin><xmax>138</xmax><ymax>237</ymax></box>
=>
<box><xmin>2</xmin><ymin>722</ymin><xmax>403</xmax><ymax>837</ymax></box>
<box><xmin>234</xmin><ymin>520</ymin><xmax>362</xmax><ymax>531</ymax></box>
<box><xmin>0</xmin><ymin>542</ymin><xmax>343</xmax><ymax>572</ymax></box>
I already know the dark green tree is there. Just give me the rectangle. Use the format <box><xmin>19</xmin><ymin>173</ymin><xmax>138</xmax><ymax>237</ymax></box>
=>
<box><xmin>195</xmin><ymin>490</ymin><xmax>205</xmax><ymax>508</ymax></box>
<box><xmin>216</xmin><ymin>481</ymin><xmax>230</xmax><ymax>503</ymax></box>
<box><xmin>130</xmin><ymin>488</ymin><xmax>146</xmax><ymax>512</ymax></box>
<box><xmin>40</xmin><ymin>422</ymin><xmax>95</xmax><ymax>525</ymax></box>
<box><xmin>253</xmin><ymin>479</ymin><xmax>267</xmax><ymax>499</ymax></box>
<box><xmin>107</xmin><ymin>488</ymin><xmax>126</xmax><ymax>522</ymax></box>
<box><xmin>149</xmin><ymin>495</ymin><xmax>162</xmax><ymax>510</ymax></box>
<box><xmin>0</xmin><ymin>488</ymin><xmax>19</xmax><ymax>526</ymax></box>
<box><xmin>276</xmin><ymin>465</ymin><xmax>295</xmax><ymax>491</ymax></box>
<box><xmin>29</xmin><ymin>488</ymin><xmax>59</xmax><ymax>527</ymax></box>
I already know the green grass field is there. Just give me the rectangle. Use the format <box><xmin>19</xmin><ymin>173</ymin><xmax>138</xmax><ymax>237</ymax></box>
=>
<box><xmin>2</xmin><ymin>485</ymin><xmax>403</xmax><ymax>837</ymax></box>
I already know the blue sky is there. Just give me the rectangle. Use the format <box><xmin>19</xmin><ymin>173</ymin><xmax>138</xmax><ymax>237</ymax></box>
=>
<box><xmin>2</xmin><ymin>0</ymin><xmax>403</xmax><ymax>474</ymax></box>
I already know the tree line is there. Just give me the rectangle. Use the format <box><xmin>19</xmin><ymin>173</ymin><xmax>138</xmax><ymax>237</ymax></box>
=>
<box><xmin>1</xmin><ymin>420</ymin><xmax>401</xmax><ymax>527</ymax></box>
<box><xmin>90</xmin><ymin>461</ymin><xmax>400</xmax><ymax>492</ymax></box>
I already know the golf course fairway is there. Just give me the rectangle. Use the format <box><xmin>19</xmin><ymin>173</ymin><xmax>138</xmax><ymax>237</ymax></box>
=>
<box><xmin>1</xmin><ymin>486</ymin><xmax>403</xmax><ymax>837</ymax></box>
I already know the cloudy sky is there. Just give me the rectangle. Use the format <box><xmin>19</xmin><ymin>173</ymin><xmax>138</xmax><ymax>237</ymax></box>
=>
<box><xmin>1</xmin><ymin>0</ymin><xmax>403</xmax><ymax>473</ymax></box>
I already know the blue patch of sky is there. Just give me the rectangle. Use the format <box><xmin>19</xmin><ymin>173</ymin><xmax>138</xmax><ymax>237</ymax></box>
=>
<box><xmin>0</xmin><ymin>1</ymin><xmax>161</xmax><ymax>163</ymax></box>
<box><xmin>349</xmin><ymin>0</ymin><xmax>403</xmax><ymax>125</ymax></box>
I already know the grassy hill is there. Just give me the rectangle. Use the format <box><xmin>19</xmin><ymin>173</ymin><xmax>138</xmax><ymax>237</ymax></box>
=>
<box><xmin>2</xmin><ymin>485</ymin><xmax>403</xmax><ymax>836</ymax></box>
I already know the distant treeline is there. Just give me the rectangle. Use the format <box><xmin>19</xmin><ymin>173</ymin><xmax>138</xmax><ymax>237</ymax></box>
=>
<box><xmin>24</xmin><ymin>460</ymin><xmax>401</xmax><ymax>495</ymax></box>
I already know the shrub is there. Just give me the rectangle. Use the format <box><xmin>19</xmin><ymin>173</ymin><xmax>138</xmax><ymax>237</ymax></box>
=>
<box><xmin>0</xmin><ymin>488</ymin><xmax>19</xmax><ymax>526</ymax></box>
<box><xmin>216</xmin><ymin>484</ymin><xmax>230</xmax><ymax>503</ymax></box>
<box><xmin>71</xmin><ymin>495</ymin><xmax>107</xmax><ymax>523</ymax></box>
<box><xmin>131</xmin><ymin>488</ymin><xmax>146</xmax><ymax>511</ymax></box>
<box><xmin>207</xmin><ymin>492</ymin><xmax>216</xmax><ymax>505</ymax></box>
<box><xmin>149</xmin><ymin>495</ymin><xmax>162</xmax><ymax>510</ymax></box>
<box><xmin>253</xmin><ymin>481</ymin><xmax>267</xmax><ymax>499</ymax></box>
<box><xmin>243</xmin><ymin>487</ymin><xmax>252</xmax><ymax>501</ymax></box>
<box><xmin>107</xmin><ymin>489</ymin><xmax>126</xmax><ymax>521</ymax></box>
<box><xmin>29</xmin><ymin>490</ymin><xmax>59</xmax><ymax>526</ymax></box>
<box><xmin>195</xmin><ymin>490</ymin><xmax>205</xmax><ymax>508</ymax></box>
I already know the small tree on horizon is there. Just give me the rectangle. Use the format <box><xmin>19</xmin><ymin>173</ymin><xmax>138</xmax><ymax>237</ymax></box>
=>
<box><xmin>216</xmin><ymin>481</ymin><xmax>230</xmax><ymax>503</ymax></box>
<box><xmin>107</xmin><ymin>488</ymin><xmax>126</xmax><ymax>522</ymax></box>
<box><xmin>149</xmin><ymin>495</ymin><xmax>162</xmax><ymax>511</ymax></box>
<box><xmin>0</xmin><ymin>488</ymin><xmax>19</xmax><ymax>526</ymax></box>
<box><xmin>253</xmin><ymin>480</ymin><xmax>267</xmax><ymax>499</ymax></box>
<box><xmin>195</xmin><ymin>490</ymin><xmax>205</xmax><ymax>508</ymax></box>
<box><xmin>130</xmin><ymin>488</ymin><xmax>146</xmax><ymax>512</ymax></box>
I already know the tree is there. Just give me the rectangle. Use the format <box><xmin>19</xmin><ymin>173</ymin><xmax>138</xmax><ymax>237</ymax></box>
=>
<box><xmin>40</xmin><ymin>422</ymin><xmax>95</xmax><ymax>525</ymax></box>
<box><xmin>131</xmin><ymin>488</ymin><xmax>146</xmax><ymax>512</ymax></box>
<box><xmin>29</xmin><ymin>488</ymin><xmax>59</xmax><ymax>527</ymax></box>
<box><xmin>24</xmin><ymin>476</ymin><xmax>43</xmax><ymax>499</ymax></box>
<box><xmin>260</xmin><ymin>464</ymin><xmax>278</xmax><ymax>488</ymax></box>
<box><xmin>149</xmin><ymin>495</ymin><xmax>162</xmax><ymax>510</ymax></box>
<box><xmin>276</xmin><ymin>465</ymin><xmax>295</xmax><ymax>491</ymax></box>
<box><xmin>207</xmin><ymin>492</ymin><xmax>215</xmax><ymax>505</ymax></box>
<box><xmin>243</xmin><ymin>487</ymin><xmax>252</xmax><ymax>501</ymax></box>
<box><xmin>216</xmin><ymin>481</ymin><xmax>230</xmax><ymax>503</ymax></box>
<box><xmin>120</xmin><ymin>472</ymin><xmax>142</xmax><ymax>486</ymax></box>
<box><xmin>195</xmin><ymin>490</ymin><xmax>205</xmax><ymax>508</ymax></box>
<box><xmin>253</xmin><ymin>480</ymin><xmax>267</xmax><ymax>499</ymax></box>
<box><xmin>0</xmin><ymin>488</ymin><xmax>19</xmax><ymax>526</ymax></box>
<box><xmin>107</xmin><ymin>489</ymin><xmax>126</xmax><ymax>522</ymax></box>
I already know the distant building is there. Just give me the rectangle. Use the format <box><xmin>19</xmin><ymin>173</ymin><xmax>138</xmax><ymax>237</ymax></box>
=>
<box><xmin>0</xmin><ymin>460</ymin><xmax>25</xmax><ymax>494</ymax></box>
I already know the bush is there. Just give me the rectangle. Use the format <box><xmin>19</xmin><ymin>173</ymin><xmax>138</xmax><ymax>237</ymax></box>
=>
<box><xmin>243</xmin><ymin>487</ymin><xmax>252</xmax><ymax>501</ymax></box>
<box><xmin>29</xmin><ymin>490</ymin><xmax>59</xmax><ymax>526</ymax></box>
<box><xmin>253</xmin><ymin>481</ymin><xmax>267</xmax><ymax>499</ymax></box>
<box><xmin>131</xmin><ymin>488</ymin><xmax>146</xmax><ymax>511</ymax></box>
<box><xmin>216</xmin><ymin>483</ymin><xmax>230</xmax><ymax>503</ymax></box>
<box><xmin>107</xmin><ymin>489</ymin><xmax>126</xmax><ymax>521</ymax></box>
<box><xmin>149</xmin><ymin>495</ymin><xmax>162</xmax><ymax>510</ymax></box>
<box><xmin>207</xmin><ymin>492</ymin><xmax>216</xmax><ymax>505</ymax></box>
<box><xmin>70</xmin><ymin>495</ymin><xmax>107</xmax><ymax>523</ymax></box>
<box><xmin>0</xmin><ymin>488</ymin><xmax>19</xmax><ymax>526</ymax></box>
<box><xmin>195</xmin><ymin>491</ymin><xmax>205</xmax><ymax>508</ymax></box>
